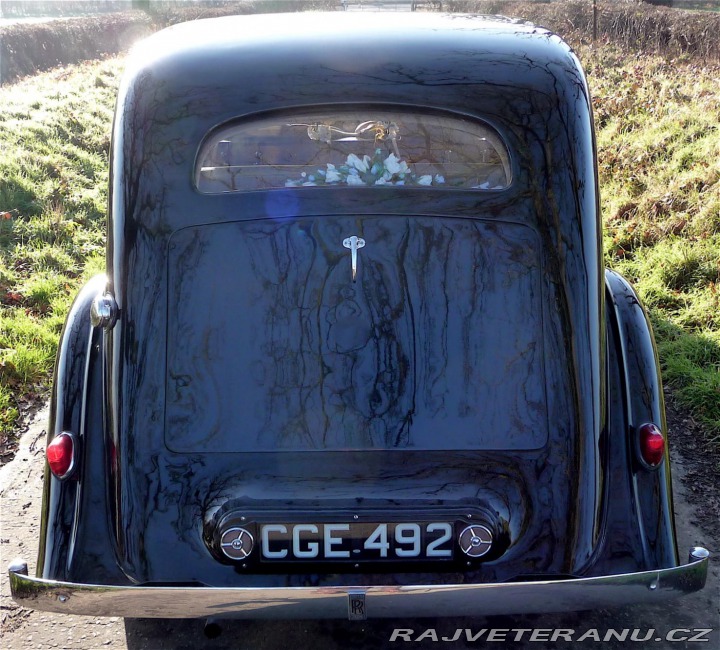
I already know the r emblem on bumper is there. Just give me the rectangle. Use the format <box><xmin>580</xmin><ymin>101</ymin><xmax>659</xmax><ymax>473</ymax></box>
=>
<box><xmin>348</xmin><ymin>591</ymin><xmax>367</xmax><ymax>620</ymax></box>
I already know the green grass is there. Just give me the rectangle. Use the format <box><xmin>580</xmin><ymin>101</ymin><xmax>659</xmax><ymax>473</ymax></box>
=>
<box><xmin>585</xmin><ymin>47</ymin><xmax>720</xmax><ymax>442</ymax></box>
<box><xmin>1</xmin><ymin>48</ymin><xmax>719</xmax><ymax>451</ymax></box>
<box><xmin>0</xmin><ymin>59</ymin><xmax>120</xmax><ymax>434</ymax></box>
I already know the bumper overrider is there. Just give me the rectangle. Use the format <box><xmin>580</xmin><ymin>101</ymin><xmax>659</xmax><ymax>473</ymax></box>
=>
<box><xmin>8</xmin><ymin>548</ymin><xmax>709</xmax><ymax>620</ymax></box>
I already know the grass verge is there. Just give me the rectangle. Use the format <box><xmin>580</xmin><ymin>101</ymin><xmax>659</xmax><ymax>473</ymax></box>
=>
<box><xmin>584</xmin><ymin>46</ymin><xmax>720</xmax><ymax>442</ymax></box>
<box><xmin>0</xmin><ymin>44</ymin><xmax>718</xmax><ymax>452</ymax></box>
<box><xmin>0</xmin><ymin>59</ymin><xmax>119</xmax><ymax>434</ymax></box>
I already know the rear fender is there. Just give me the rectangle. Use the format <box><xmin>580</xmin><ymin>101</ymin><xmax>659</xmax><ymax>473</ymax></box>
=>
<box><xmin>37</xmin><ymin>275</ymin><xmax>105</xmax><ymax>580</ymax></box>
<box><xmin>604</xmin><ymin>269</ymin><xmax>677</xmax><ymax>569</ymax></box>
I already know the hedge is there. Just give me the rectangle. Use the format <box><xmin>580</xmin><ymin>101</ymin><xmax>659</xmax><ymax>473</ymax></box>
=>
<box><xmin>446</xmin><ymin>1</ymin><xmax>720</xmax><ymax>60</ymax></box>
<box><xmin>0</xmin><ymin>1</ymin><xmax>335</xmax><ymax>84</ymax></box>
<box><xmin>2</xmin><ymin>1</ymin><xmax>718</xmax><ymax>85</ymax></box>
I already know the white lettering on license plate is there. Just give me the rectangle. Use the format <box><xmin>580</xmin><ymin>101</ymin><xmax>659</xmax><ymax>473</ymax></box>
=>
<box><xmin>260</xmin><ymin>522</ymin><xmax>453</xmax><ymax>561</ymax></box>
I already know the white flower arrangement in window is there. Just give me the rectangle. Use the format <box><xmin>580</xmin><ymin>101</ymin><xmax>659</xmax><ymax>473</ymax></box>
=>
<box><xmin>285</xmin><ymin>148</ymin><xmax>445</xmax><ymax>188</ymax></box>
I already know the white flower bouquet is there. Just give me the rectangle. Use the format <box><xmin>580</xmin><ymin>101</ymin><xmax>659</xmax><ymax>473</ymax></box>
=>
<box><xmin>285</xmin><ymin>148</ymin><xmax>445</xmax><ymax>188</ymax></box>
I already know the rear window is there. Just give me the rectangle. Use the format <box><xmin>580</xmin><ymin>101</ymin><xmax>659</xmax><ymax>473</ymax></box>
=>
<box><xmin>196</xmin><ymin>110</ymin><xmax>511</xmax><ymax>192</ymax></box>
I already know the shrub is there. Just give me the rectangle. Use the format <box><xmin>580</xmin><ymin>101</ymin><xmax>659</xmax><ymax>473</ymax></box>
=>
<box><xmin>446</xmin><ymin>1</ymin><xmax>720</xmax><ymax>60</ymax></box>
<box><xmin>0</xmin><ymin>1</ymin><xmax>337</xmax><ymax>84</ymax></box>
<box><xmin>0</xmin><ymin>13</ymin><xmax>153</xmax><ymax>83</ymax></box>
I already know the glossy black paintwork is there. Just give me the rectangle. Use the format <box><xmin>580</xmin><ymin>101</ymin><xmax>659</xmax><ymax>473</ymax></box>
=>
<box><xmin>38</xmin><ymin>276</ymin><xmax>129</xmax><ymax>585</ymax></box>
<box><xmin>167</xmin><ymin>217</ymin><xmax>547</xmax><ymax>452</ymax></box>
<box><xmin>38</xmin><ymin>277</ymin><xmax>102</xmax><ymax>579</ymax></box>
<box><xmin>39</xmin><ymin>13</ymin><xmax>676</xmax><ymax>592</ymax></box>
<box><xmin>604</xmin><ymin>270</ymin><xmax>677</xmax><ymax>568</ymax></box>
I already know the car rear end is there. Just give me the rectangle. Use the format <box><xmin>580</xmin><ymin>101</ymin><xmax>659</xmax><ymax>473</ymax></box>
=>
<box><xmin>10</xmin><ymin>12</ymin><xmax>707</xmax><ymax>619</ymax></box>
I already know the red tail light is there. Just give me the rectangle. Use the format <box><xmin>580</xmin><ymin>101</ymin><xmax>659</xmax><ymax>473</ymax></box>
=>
<box><xmin>46</xmin><ymin>432</ymin><xmax>76</xmax><ymax>479</ymax></box>
<box><xmin>638</xmin><ymin>423</ymin><xmax>665</xmax><ymax>468</ymax></box>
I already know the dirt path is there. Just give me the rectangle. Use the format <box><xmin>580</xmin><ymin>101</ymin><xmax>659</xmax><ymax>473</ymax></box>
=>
<box><xmin>0</xmin><ymin>406</ymin><xmax>125</xmax><ymax>648</ymax></box>
<box><xmin>1</xmin><ymin>403</ymin><xmax>718</xmax><ymax>650</ymax></box>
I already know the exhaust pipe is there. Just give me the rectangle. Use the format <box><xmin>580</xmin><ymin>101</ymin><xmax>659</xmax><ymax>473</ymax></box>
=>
<box><xmin>203</xmin><ymin>618</ymin><xmax>223</xmax><ymax>639</ymax></box>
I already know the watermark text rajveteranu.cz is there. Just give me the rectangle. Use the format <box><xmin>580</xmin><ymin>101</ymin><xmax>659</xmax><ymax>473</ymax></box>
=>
<box><xmin>389</xmin><ymin>629</ymin><xmax>714</xmax><ymax>643</ymax></box>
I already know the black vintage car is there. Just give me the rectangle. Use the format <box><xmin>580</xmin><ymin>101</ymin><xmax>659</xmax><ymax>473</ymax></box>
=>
<box><xmin>9</xmin><ymin>12</ymin><xmax>708</xmax><ymax>622</ymax></box>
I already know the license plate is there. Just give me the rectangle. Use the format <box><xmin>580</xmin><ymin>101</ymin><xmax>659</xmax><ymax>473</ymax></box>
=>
<box><xmin>259</xmin><ymin>522</ymin><xmax>454</xmax><ymax>562</ymax></box>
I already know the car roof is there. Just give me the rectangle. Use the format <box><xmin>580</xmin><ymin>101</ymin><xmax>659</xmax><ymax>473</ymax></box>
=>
<box><xmin>140</xmin><ymin>11</ymin><xmax>547</xmax><ymax>49</ymax></box>
<box><xmin>126</xmin><ymin>11</ymin><xmax>569</xmax><ymax>83</ymax></box>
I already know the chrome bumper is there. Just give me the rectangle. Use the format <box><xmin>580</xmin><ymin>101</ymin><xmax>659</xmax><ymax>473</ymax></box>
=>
<box><xmin>8</xmin><ymin>549</ymin><xmax>709</xmax><ymax>619</ymax></box>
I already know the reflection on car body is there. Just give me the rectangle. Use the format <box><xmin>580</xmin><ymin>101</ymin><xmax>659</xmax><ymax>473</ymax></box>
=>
<box><xmin>8</xmin><ymin>11</ymin><xmax>708</xmax><ymax>625</ymax></box>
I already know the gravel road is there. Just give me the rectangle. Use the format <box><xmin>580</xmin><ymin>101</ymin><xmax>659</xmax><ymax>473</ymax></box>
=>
<box><xmin>1</xmin><ymin>404</ymin><xmax>718</xmax><ymax>650</ymax></box>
